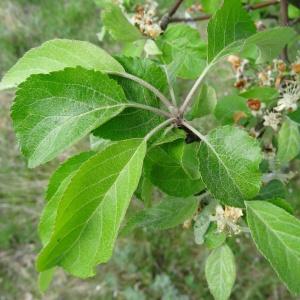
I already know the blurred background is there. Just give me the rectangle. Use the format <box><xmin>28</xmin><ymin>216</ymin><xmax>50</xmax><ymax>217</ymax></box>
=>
<box><xmin>0</xmin><ymin>0</ymin><xmax>300</xmax><ymax>299</ymax></box>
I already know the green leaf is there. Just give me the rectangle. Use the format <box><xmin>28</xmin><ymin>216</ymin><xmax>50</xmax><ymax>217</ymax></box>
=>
<box><xmin>101</xmin><ymin>3</ymin><xmax>143</xmax><ymax>42</ymax></box>
<box><xmin>186</xmin><ymin>84</ymin><xmax>217</xmax><ymax>120</ymax></box>
<box><xmin>37</xmin><ymin>139</ymin><xmax>146</xmax><ymax>278</ymax></box>
<box><xmin>145</xmin><ymin>140</ymin><xmax>205</xmax><ymax>197</ymax></box>
<box><xmin>277</xmin><ymin>118</ymin><xmax>300</xmax><ymax>165</ymax></box>
<box><xmin>39</xmin><ymin>152</ymin><xmax>95</xmax><ymax>245</ymax></box>
<box><xmin>288</xmin><ymin>108</ymin><xmax>300</xmax><ymax>124</ymax></box>
<box><xmin>38</xmin><ymin>268</ymin><xmax>55</xmax><ymax>293</ymax></box>
<box><xmin>199</xmin><ymin>126</ymin><xmax>262</xmax><ymax>207</ymax></box>
<box><xmin>122</xmin><ymin>196</ymin><xmax>198</xmax><ymax>235</ymax></box>
<box><xmin>207</xmin><ymin>0</ymin><xmax>295</xmax><ymax>64</ymax></box>
<box><xmin>214</xmin><ymin>95</ymin><xmax>250</xmax><ymax>125</ymax></box>
<box><xmin>257</xmin><ymin>180</ymin><xmax>287</xmax><ymax>200</ymax></box>
<box><xmin>243</xmin><ymin>27</ymin><xmax>297</xmax><ymax>63</ymax></box>
<box><xmin>204</xmin><ymin>224</ymin><xmax>227</xmax><ymax>250</ymax></box>
<box><xmin>246</xmin><ymin>201</ymin><xmax>300</xmax><ymax>295</ymax></box>
<box><xmin>240</xmin><ymin>87</ymin><xmax>279</xmax><ymax>105</ymax></box>
<box><xmin>93</xmin><ymin>57</ymin><xmax>166</xmax><ymax>140</ymax></box>
<box><xmin>194</xmin><ymin>202</ymin><xmax>215</xmax><ymax>245</ymax></box>
<box><xmin>207</xmin><ymin>0</ymin><xmax>256</xmax><ymax>62</ymax></box>
<box><xmin>11</xmin><ymin>67</ymin><xmax>127</xmax><ymax>167</ymax></box>
<box><xmin>201</xmin><ymin>0</ymin><xmax>222</xmax><ymax>14</ymax></box>
<box><xmin>157</xmin><ymin>24</ymin><xmax>207</xmax><ymax>79</ymax></box>
<box><xmin>0</xmin><ymin>39</ymin><xmax>124</xmax><ymax>90</ymax></box>
<box><xmin>267</xmin><ymin>198</ymin><xmax>294</xmax><ymax>215</ymax></box>
<box><xmin>205</xmin><ymin>244</ymin><xmax>236</xmax><ymax>300</ymax></box>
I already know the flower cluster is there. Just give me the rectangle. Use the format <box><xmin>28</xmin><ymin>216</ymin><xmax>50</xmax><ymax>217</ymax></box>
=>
<box><xmin>131</xmin><ymin>0</ymin><xmax>162</xmax><ymax>38</ymax></box>
<box><xmin>211</xmin><ymin>205</ymin><xmax>243</xmax><ymax>235</ymax></box>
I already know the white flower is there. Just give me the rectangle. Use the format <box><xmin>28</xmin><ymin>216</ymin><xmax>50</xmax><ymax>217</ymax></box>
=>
<box><xmin>263</xmin><ymin>111</ymin><xmax>281</xmax><ymax>131</ymax></box>
<box><xmin>211</xmin><ymin>205</ymin><xmax>243</xmax><ymax>235</ymax></box>
<box><xmin>275</xmin><ymin>81</ymin><xmax>300</xmax><ymax>112</ymax></box>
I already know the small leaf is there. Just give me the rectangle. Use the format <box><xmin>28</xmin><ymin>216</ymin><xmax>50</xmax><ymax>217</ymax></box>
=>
<box><xmin>12</xmin><ymin>67</ymin><xmax>127</xmax><ymax>167</ymax></box>
<box><xmin>157</xmin><ymin>24</ymin><xmax>207</xmax><ymax>79</ymax></box>
<box><xmin>122</xmin><ymin>196</ymin><xmax>198</xmax><ymax>235</ymax></box>
<box><xmin>187</xmin><ymin>84</ymin><xmax>217</xmax><ymax>120</ymax></box>
<box><xmin>145</xmin><ymin>140</ymin><xmax>205</xmax><ymax>197</ymax></box>
<box><xmin>207</xmin><ymin>0</ymin><xmax>256</xmax><ymax>62</ymax></box>
<box><xmin>194</xmin><ymin>202</ymin><xmax>215</xmax><ymax>245</ymax></box>
<box><xmin>205</xmin><ymin>244</ymin><xmax>236</xmax><ymax>300</ymax></box>
<box><xmin>277</xmin><ymin>118</ymin><xmax>300</xmax><ymax>165</ymax></box>
<box><xmin>214</xmin><ymin>95</ymin><xmax>250</xmax><ymax>125</ymax></box>
<box><xmin>38</xmin><ymin>268</ymin><xmax>55</xmax><ymax>293</ymax></box>
<box><xmin>0</xmin><ymin>39</ymin><xmax>124</xmax><ymax>90</ymax></box>
<box><xmin>199</xmin><ymin>126</ymin><xmax>262</xmax><ymax>207</ymax></box>
<box><xmin>37</xmin><ymin>139</ymin><xmax>146</xmax><ymax>278</ymax></box>
<box><xmin>101</xmin><ymin>3</ymin><xmax>143</xmax><ymax>42</ymax></box>
<box><xmin>94</xmin><ymin>57</ymin><xmax>167</xmax><ymax>140</ymax></box>
<box><xmin>204</xmin><ymin>224</ymin><xmax>226</xmax><ymax>250</ymax></box>
<box><xmin>246</xmin><ymin>201</ymin><xmax>300</xmax><ymax>294</ymax></box>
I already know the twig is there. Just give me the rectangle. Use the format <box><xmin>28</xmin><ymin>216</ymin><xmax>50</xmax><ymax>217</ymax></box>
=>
<box><xmin>169</xmin><ymin>0</ymin><xmax>280</xmax><ymax>24</ymax></box>
<box><xmin>280</xmin><ymin>0</ymin><xmax>289</xmax><ymax>62</ymax></box>
<box><xmin>160</xmin><ymin>0</ymin><xmax>185</xmax><ymax>30</ymax></box>
<box><xmin>144</xmin><ymin>118</ymin><xmax>175</xmax><ymax>141</ymax></box>
<box><xmin>109</xmin><ymin>71</ymin><xmax>174</xmax><ymax>111</ymax></box>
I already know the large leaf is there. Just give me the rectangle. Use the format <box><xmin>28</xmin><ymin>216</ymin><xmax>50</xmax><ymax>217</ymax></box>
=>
<box><xmin>39</xmin><ymin>152</ymin><xmax>95</xmax><ymax>245</ymax></box>
<box><xmin>0</xmin><ymin>39</ymin><xmax>124</xmax><ymax>90</ymax></box>
<box><xmin>94</xmin><ymin>57</ymin><xmax>166</xmax><ymax>140</ymax></box>
<box><xmin>11</xmin><ymin>67</ymin><xmax>127</xmax><ymax>167</ymax></box>
<box><xmin>157</xmin><ymin>24</ymin><xmax>207</xmax><ymax>79</ymax></box>
<box><xmin>205</xmin><ymin>244</ymin><xmax>236</xmax><ymax>300</ymax></box>
<box><xmin>101</xmin><ymin>3</ymin><xmax>143</xmax><ymax>42</ymax></box>
<box><xmin>145</xmin><ymin>140</ymin><xmax>205</xmax><ymax>197</ymax></box>
<box><xmin>199</xmin><ymin>126</ymin><xmax>262</xmax><ymax>207</ymax></box>
<box><xmin>207</xmin><ymin>0</ymin><xmax>256</xmax><ymax>62</ymax></box>
<box><xmin>37</xmin><ymin>139</ymin><xmax>146</xmax><ymax>278</ymax></box>
<box><xmin>122</xmin><ymin>196</ymin><xmax>198</xmax><ymax>235</ymax></box>
<box><xmin>246</xmin><ymin>201</ymin><xmax>300</xmax><ymax>294</ymax></box>
<box><xmin>277</xmin><ymin>118</ymin><xmax>300</xmax><ymax>165</ymax></box>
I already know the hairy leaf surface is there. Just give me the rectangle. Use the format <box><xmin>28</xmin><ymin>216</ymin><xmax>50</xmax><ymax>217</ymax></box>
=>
<box><xmin>246</xmin><ymin>201</ymin><xmax>300</xmax><ymax>294</ymax></box>
<box><xmin>205</xmin><ymin>244</ymin><xmax>236</xmax><ymax>300</ymax></box>
<box><xmin>0</xmin><ymin>39</ymin><xmax>124</xmax><ymax>90</ymax></box>
<box><xmin>12</xmin><ymin>67</ymin><xmax>127</xmax><ymax>167</ymax></box>
<box><xmin>199</xmin><ymin>126</ymin><xmax>262</xmax><ymax>207</ymax></box>
<box><xmin>37</xmin><ymin>139</ymin><xmax>146</xmax><ymax>278</ymax></box>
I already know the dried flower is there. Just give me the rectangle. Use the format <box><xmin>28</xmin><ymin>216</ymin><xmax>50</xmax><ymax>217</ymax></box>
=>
<box><xmin>227</xmin><ymin>55</ymin><xmax>241</xmax><ymax>71</ymax></box>
<box><xmin>263</xmin><ymin>111</ymin><xmax>281</xmax><ymax>131</ymax></box>
<box><xmin>131</xmin><ymin>0</ymin><xmax>161</xmax><ymax>38</ymax></box>
<box><xmin>211</xmin><ymin>205</ymin><xmax>243</xmax><ymax>235</ymax></box>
